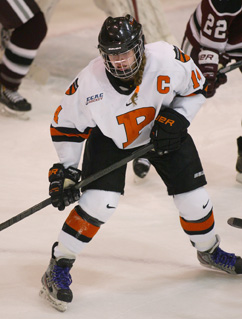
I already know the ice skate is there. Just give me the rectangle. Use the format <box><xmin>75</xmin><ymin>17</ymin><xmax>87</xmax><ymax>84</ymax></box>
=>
<box><xmin>40</xmin><ymin>243</ymin><xmax>75</xmax><ymax>312</ymax></box>
<box><xmin>197</xmin><ymin>235</ymin><xmax>242</xmax><ymax>274</ymax></box>
<box><xmin>133</xmin><ymin>157</ymin><xmax>151</xmax><ymax>180</ymax></box>
<box><xmin>0</xmin><ymin>84</ymin><xmax>31</xmax><ymax>119</ymax></box>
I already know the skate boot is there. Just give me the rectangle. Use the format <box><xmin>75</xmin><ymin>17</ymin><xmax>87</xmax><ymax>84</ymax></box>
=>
<box><xmin>236</xmin><ymin>136</ymin><xmax>242</xmax><ymax>183</ymax></box>
<box><xmin>0</xmin><ymin>83</ymin><xmax>31</xmax><ymax>113</ymax></box>
<box><xmin>197</xmin><ymin>235</ymin><xmax>242</xmax><ymax>274</ymax></box>
<box><xmin>40</xmin><ymin>242</ymin><xmax>75</xmax><ymax>312</ymax></box>
<box><xmin>133</xmin><ymin>157</ymin><xmax>151</xmax><ymax>178</ymax></box>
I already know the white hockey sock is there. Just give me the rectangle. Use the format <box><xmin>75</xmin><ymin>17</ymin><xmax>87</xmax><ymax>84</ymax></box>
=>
<box><xmin>54</xmin><ymin>241</ymin><xmax>77</xmax><ymax>260</ymax></box>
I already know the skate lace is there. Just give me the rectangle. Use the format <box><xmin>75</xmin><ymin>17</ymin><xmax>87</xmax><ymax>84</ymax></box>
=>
<box><xmin>212</xmin><ymin>247</ymin><xmax>236</xmax><ymax>269</ymax></box>
<box><xmin>53</xmin><ymin>265</ymin><xmax>72</xmax><ymax>289</ymax></box>
<box><xmin>4</xmin><ymin>88</ymin><xmax>24</xmax><ymax>103</ymax></box>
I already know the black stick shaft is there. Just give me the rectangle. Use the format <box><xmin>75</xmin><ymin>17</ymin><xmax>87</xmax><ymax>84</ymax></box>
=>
<box><xmin>0</xmin><ymin>143</ymin><xmax>153</xmax><ymax>231</ymax></box>
<box><xmin>227</xmin><ymin>217</ymin><xmax>242</xmax><ymax>229</ymax></box>
<box><xmin>218</xmin><ymin>60</ymin><xmax>242</xmax><ymax>75</ymax></box>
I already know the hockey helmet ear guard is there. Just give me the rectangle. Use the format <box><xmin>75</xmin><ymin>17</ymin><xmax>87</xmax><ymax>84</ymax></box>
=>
<box><xmin>98</xmin><ymin>14</ymin><xmax>145</xmax><ymax>79</ymax></box>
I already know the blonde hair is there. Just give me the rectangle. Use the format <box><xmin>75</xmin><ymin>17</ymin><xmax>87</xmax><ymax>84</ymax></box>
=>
<box><xmin>131</xmin><ymin>54</ymin><xmax>146</xmax><ymax>105</ymax></box>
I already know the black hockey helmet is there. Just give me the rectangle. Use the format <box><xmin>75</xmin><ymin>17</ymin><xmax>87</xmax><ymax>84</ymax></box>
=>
<box><xmin>98</xmin><ymin>14</ymin><xmax>145</xmax><ymax>79</ymax></box>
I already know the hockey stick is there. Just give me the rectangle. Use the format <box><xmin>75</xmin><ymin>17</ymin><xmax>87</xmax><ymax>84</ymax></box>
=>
<box><xmin>0</xmin><ymin>143</ymin><xmax>154</xmax><ymax>232</ymax></box>
<box><xmin>131</xmin><ymin>0</ymin><xmax>140</xmax><ymax>22</ymax></box>
<box><xmin>218</xmin><ymin>59</ymin><xmax>242</xmax><ymax>75</ymax></box>
<box><xmin>227</xmin><ymin>217</ymin><xmax>242</xmax><ymax>229</ymax></box>
<box><xmin>221</xmin><ymin>60</ymin><xmax>242</xmax><ymax>229</ymax></box>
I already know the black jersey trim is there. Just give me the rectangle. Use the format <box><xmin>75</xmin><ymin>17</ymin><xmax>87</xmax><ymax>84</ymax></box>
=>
<box><xmin>50</xmin><ymin>125</ymin><xmax>92</xmax><ymax>142</ymax></box>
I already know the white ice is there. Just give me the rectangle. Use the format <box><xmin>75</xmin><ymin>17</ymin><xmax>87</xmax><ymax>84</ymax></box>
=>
<box><xmin>1</xmin><ymin>1</ymin><xmax>242</xmax><ymax>318</ymax></box>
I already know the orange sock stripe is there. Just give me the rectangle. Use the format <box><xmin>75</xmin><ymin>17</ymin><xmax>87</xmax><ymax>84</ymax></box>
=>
<box><xmin>180</xmin><ymin>211</ymin><xmax>214</xmax><ymax>234</ymax></box>
<box><xmin>65</xmin><ymin>208</ymin><xmax>100</xmax><ymax>239</ymax></box>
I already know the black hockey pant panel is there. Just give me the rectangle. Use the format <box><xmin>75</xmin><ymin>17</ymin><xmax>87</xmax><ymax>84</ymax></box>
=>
<box><xmin>81</xmin><ymin>128</ymin><xmax>206</xmax><ymax>196</ymax></box>
<box><xmin>81</xmin><ymin>127</ymin><xmax>134</xmax><ymax>194</ymax></box>
<box><xmin>147</xmin><ymin>134</ymin><xmax>207</xmax><ymax>195</ymax></box>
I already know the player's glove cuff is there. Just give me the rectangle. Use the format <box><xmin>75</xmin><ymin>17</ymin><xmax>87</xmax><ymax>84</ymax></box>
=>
<box><xmin>150</xmin><ymin>108</ymin><xmax>190</xmax><ymax>154</ymax></box>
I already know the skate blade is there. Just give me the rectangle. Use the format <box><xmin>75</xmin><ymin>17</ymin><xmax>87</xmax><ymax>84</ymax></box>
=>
<box><xmin>236</xmin><ymin>172</ymin><xmax>242</xmax><ymax>184</ymax></box>
<box><xmin>199</xmin><ymin>261</ymin><xmax>236</xmax><ymax>275</ymax></box>
<box><xmin>39</xmin><ymin>286</ymin><xmax>68</xmax><ymax>312</ymax></box>
<box><xmin>0</xmin><ymin>104</ymin><xmax>30</xmax><ymax>121</ymax></box>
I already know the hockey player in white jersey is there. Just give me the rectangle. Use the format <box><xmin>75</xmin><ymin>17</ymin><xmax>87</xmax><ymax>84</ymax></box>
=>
<box><xmin>40</xmin><ymin>15</ymin><xmax>242</xmax><ymax>312</ymax></box>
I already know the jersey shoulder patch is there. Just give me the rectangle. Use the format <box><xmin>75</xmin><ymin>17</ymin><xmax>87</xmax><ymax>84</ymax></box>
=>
<box><xmin>65</xmin><ymin>78</ymin><xmax>79</xmax><ymax>95</ymax></box>
<box><xmin>173</xmin><ymin>46</ymin><xmax>190</xmax><ymax>63</ymax></box>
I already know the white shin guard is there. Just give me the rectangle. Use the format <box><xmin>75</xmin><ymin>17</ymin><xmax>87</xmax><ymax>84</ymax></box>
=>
<box><xmin>56</xmin><ymin>190</ymin><xmax>121</xmax><ymax>257</ymax></box>
<box><xmin>173</xmin><ymin>187</ymin><xmax>217</xmax><ymax>252</ymax></box>
<box><xmin>78</xmin><ymin>189</ymin><xmax>121</xmax><ymax>222</ymax></box>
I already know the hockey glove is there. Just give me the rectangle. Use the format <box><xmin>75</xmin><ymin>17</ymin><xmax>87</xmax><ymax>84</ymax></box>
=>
<box><xmin>150</xmin><ymin>108</ymin><xmax>190</xmax><ymax>155</ymax></box>
<box><xmin>198</xmin><ymin>49</ymin><xmax>227</xmax><ymax>98</ymax></box>
<box><xmin>49</xmin><ymin>163</ymin><xmax>82</xmax><ymax>211</ymax></box>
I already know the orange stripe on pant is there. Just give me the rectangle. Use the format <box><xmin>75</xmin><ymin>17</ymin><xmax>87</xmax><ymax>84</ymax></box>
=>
<box><xmin>180</xmin><ymin>210</ymin><xmax>214</xmax><ymax>235</ymax></box>
<box><xmin>65</xmin><ymin>208</ymin><xmax>100</xmax><ymax>239</ymax></box>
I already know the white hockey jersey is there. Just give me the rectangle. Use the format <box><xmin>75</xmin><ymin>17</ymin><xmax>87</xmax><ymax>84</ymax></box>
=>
<box><xmin>50</xmin><ymin>41</ymin><xmax>207</xmax><ymax>168</ymax></box>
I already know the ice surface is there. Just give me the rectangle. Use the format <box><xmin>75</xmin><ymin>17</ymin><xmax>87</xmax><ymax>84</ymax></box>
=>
<box><xmin>0</xmin><ymin>1</ymin><xmax>242</xmax><ymax>318</ymax></box>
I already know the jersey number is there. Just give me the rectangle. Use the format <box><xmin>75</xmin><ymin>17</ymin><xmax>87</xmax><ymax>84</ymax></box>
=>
<box><xmin>204</xmin><ymin>13</ymin><xmax>227</xmax><ymax>39</ymax></box>
<box><xmin>117</xmin><ymin>107</ymin><xmax>156</xmax><ymax>148</ymax></box>
<box><xmin>157</xmin><ymin>70</ymin><xmax>202</xmax><ymax>93</ymax></box>
<box><xmin>191</xmin><ymin>68</ymin><xmax>202</xmax><ymax>89</ymax></box>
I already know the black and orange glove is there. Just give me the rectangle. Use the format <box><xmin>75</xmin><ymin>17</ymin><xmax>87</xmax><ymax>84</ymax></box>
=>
<box><xmin>150</xmin><ymin>108</ymin><xmax>190</xmax><ymax>155</ymax></box>
<box><xmin>48</xmin><ymin>163</ymin><xmax>81</xmax><ymax>211</ymax></box>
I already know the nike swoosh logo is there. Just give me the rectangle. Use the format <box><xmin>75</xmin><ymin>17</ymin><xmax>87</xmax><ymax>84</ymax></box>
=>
<box><xmin>107</xmin><ymin>204</ymin><xmax>115</xmax><ymax>209</ymax></box>
<box><xmin>203</xmin><ymin>200</ymin><xmax>209</xmax><ymax>209</ymax></box>
<box><xmin>126</xmin><ymin>101</ymin><xmax>132</xmax><ymax>106</ymax></box>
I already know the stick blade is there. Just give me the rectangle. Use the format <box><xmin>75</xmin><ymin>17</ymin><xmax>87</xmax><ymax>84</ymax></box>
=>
<box><xmin>227</xmin><ymin>217</ymin><xmax>242</xmax><ymax>229</ymax></box>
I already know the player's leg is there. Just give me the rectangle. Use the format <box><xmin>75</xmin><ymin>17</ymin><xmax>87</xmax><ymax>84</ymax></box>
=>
<box><xmin>174</xmin><ymin>187</ymin><xmax>242</xmax><ymax>274</ymax></box>
<box><xmin>40</xmin><ymin>189</ymin><xmax>121</xmax><ymax>311</ymax></box>
<box><xmin>0</xmin><ymin>0</ymin><xmax>47</xmax><ymax>112</ymax></box>
<box><xmin>149</xmin><ymin>134</ymin><xmax>242</xmax><ymax>274</ymax></box>
<box><xmin>40</xmin><ymin>128</ymin><xmax>132</xmax><ymax>311</ymax></box>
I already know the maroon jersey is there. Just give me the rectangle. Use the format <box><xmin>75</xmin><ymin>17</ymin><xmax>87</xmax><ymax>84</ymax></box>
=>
<box><xmin>182</xmin><ymin>0</ymin><xmax>242</xmax><ymax>60</ymax></box>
